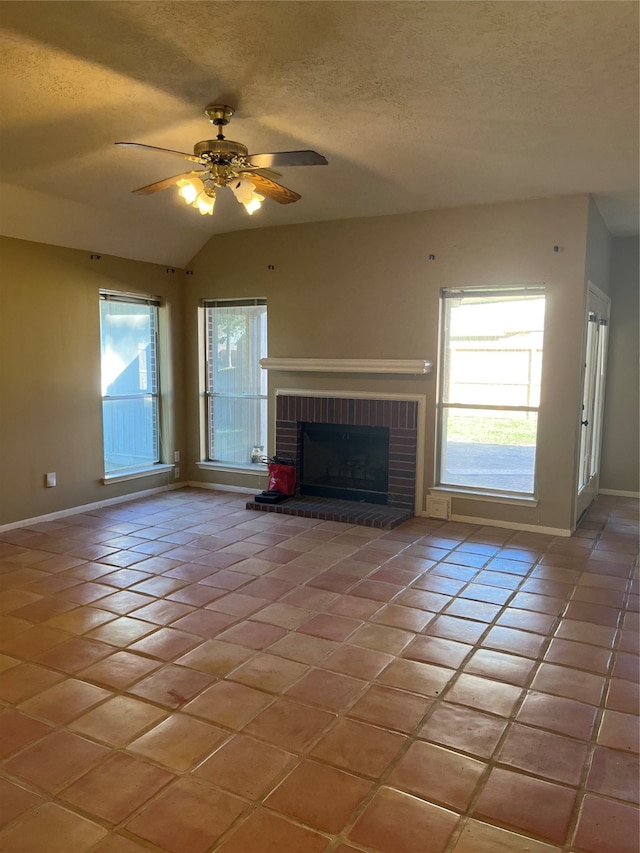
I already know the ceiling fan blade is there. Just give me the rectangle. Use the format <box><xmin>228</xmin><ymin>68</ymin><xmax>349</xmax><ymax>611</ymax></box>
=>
<box><xmin>245</xmin><ymin>173</ymin><xmax>301</xmax><ymax>204</ymax></box>
<box><xmin>239</xmin><ymin>164</ymin><xmax>282</xmax><ymax>181</ymax></box>
<box><xmin>246</xmin><ymin>150</ymin><xmax>328</xmax><ymax>169</ymax></box>
<box><xmin>132</xmin><ymin>171</ymin><xmax>205</xmax><ymax>195</ymax></box>
<box><xmin>115</xmin><ymin>142</ymin><xmax>205</xmax><ymax>165</ymax></box>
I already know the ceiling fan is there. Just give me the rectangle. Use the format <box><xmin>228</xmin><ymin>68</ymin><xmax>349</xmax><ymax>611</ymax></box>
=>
<box><xmin>115</xmin><ymin>104</ymin><xmax>328</xmax><ymax>216</ymax></box>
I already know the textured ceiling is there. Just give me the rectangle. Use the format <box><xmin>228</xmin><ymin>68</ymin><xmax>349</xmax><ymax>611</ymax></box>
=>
<box><xmin>0</xmin><ymin>1</ymin><xmax>638</xmax><ymax>266</ymax></box>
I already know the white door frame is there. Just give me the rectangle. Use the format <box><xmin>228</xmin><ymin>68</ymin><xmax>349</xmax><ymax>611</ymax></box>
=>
<box><xmin>575</xmin><ymin>281</ymin><xmax>611</xmax><ymax>526</ymax></box>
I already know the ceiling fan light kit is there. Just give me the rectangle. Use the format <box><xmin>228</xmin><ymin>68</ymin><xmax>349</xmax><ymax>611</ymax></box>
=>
<box><xmin>116</xmin><ymin>103</ymin><xmax>327</xmax><ymax>217</ymax></box>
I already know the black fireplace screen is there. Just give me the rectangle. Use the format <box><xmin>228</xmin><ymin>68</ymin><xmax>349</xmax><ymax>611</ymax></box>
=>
<box><xmin>299</xmin><ymin>422</ymin><xmax>390</xmax><ymax>504</ymax></box>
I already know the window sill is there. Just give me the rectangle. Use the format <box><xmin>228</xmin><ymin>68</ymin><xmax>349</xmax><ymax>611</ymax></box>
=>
<box><xmin>196</xmin><ymin>462</ymin><xmax>267</xmax><ymax>476</ymax></box>
<box><xmin>430</xmin><ymin>486</ymin><xmax>539</xmax><ymax>507</ymax></box>
<box><xmin>103</xmin><ymin>464</ymin><xmax>174</xmax><ymax>485</ymax></box>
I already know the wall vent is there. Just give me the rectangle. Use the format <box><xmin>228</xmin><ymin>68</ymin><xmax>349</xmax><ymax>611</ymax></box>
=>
<box><xmin>426</xmin><ymin>496</ymin><xmax>451</xmax><ymax>520</ymax></box>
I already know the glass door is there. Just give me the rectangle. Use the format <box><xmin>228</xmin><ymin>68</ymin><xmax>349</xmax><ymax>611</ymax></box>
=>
<box><xmin>576</xmin><ymin>283</ymin><xmax>610</xmax><ymax>524</ymax></box>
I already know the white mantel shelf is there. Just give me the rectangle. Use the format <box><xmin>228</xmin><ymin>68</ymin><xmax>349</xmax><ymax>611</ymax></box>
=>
<box><xmin>260</xmin><ymin>358</ymin><xmax>432</xmax><ymax>375</ymax></box>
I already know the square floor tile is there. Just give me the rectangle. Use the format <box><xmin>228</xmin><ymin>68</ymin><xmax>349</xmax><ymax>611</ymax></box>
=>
<box><xmin>348</xmin><ymin>623</ymin><xmax>415</xmax><ymax>655</ymax></box>
<box><xmin>0</xmin><ymin>662</ymin><xmax>64</xmax><ymax>703</ymax></box>
<box><xmin>243</xmin><ymin>697</ymin><xmax>335</xmax><ymax>752</ymax></box>
<box><xmin>0</xmin><ymin>625</ymin><xmax>72</xmax><ymax>659</ymax></box>
<box><xmin>371</xmin><ymin>603</ymin><xmax>434</xmax><ymax>632</ymax></box>
<box><xmin>215</xmin><ymin>620</ymin><xmax>288</xmax><ymax>650</ymax></box>
<box><xmin>60</xmin><ymin>752</ymin><xmax>175</xmax><ymax>824</ymax></box>
<box><xmin>321</xmin><ymin>644</ymin><xmax>394</xmax><ymax>680</ymax></box>
<box><xmin>252</xmin><ymin>603</ymin><xmax>313</xmax><ymax>629</ymax></box>
<box><xmin>18</xmin><ymin>679</ymin><xmax>111</xmax><ymax>724</ymax></box>
<box><xmin>91</xmin><ymin>590</ymin><xmax>153</xmax><ymax>615</ymax></box>
<box><xmin>0</xmin><ymin>802</ymin><xmax>107</xmax><ymax>853</ymax></box>
<box><xmin>349</xmin><ymin>786</ymin><xmax>459</xmax><ymax>853</ymax></box>
<box><xmin>265</xmin><ymin>758</ymin><xmax>372</xmax><ymax>833</ymax></box>
<box><xmin>69</xmin><ymin>695</ymin><xmax>167</xmax><ymax>746</ymax></box>
<box><xmin>44</xmin><ymin>606</ymin><xmax>116</xmax><ymax>634</ymax></box>
<box><xmin>451</xmin><ymin>818</ymin><xmax>562</xmax><ymax>852</ymax></box>
<box><xmin>377</xmin><ymin>659</ymin><xmax>455</xmax><ymax>698</ymax></box>
<box><xmin>573</xmin><ymin>794</ymin><xmax>639</xmax><ymax>853</ymax></box>
<box><xmin>126</xmin><ymin>664</ymin><xmax>215</xmax><ymax>708</ymax></box>
<box><xmin>183</xmin><ymin>680</ymin><xmax>273</xmax><ymax>728</ymax></box>
<box><xmin>175</xmin><ymin>639</ymin><xmax>253</xmax><ymax>676</ymax></box>
<box><xmin>311</xmin><ymin>716</ymin><xmax>405</xmax><ymax>778</ymax></box>
<box><xmin>3</xmin><ymin>730</ymin><xmax>108</xmax><ymax>792</ymax></box>
<box><xmin>444</xmin><ymin>673</ymin><xmax>523</xmax><ymax>717</ymax></box>
<box><xmin>465</xmin><ymin>648</ymin><xmax>535</xmax><ymax>686</ymax></box>
<box><xmin>586</xmin><ymin>746</ymin><xmax>639</xmax><ymax>804</ymax></box>
<box><xmin>388</xmin><ymin>740</ymin><xmax>486</xmax><ymax>811</ymax></box>
<box><xmin>126</xmin><ymin>777</ymin><xmax>247</xmax><ymax>853</ymax></box>
<box><xmin>516</xmin><ymin>691</ymin><xmax>598</xmax><ymax>741</ymax></box>
<box><xmin>228</xmin><ymin>653</ymin><xmax>308</xmax><ymax>693</ymax></box>
<box><xmin>0</xmin><ymin>709</ymin><xmax>52</xmax><ymax>759</ymax></box>
<box><xmin>170</xmin><ymin>609</ymin><xmax>237</xmax><ymax>637</ymax></box>
<box><xmin>0</xmin><ymin>777</ymin><xmax>43</xmax><ymax>829</ymax></box>
<box><xmin>298</xmin><ymin>613</ymin><xmax>362</xmax><ymax>642</ymax></box>
<box><xmin>214</xmin><ymin>810</ymin><xmax>329</xmax><ymax>853</ymax></box>
<box><xmin>419</xmin><ymin>702</ymin><xmax>507</xmax><ymax>759</ymax></box>
<box><xmin>91</xmin><ymin>834</ymin><xmax>157</xmax><ymax>852</ymax></box>
<box><xmin>530</xmin><ymin>663</ymin><xmax>606</xmax><ymax>706</ymax></box>
<box><xmin>497</xmin><ymin>723</ymin><xmax>589</xmax><ymax>785</ymax></box>
<box><xmin>132</xmin><ymin>599</ymin><xmax>195</xmax><ymax>625</ymax></box>
<box><xmin>425</xmin><ymin>615</ymin><xmax>488</xmax><ymax>645</ymax></box>
<box><xmin>347</xmin><ymin>684</ymin><xmax>432</xmax><ymax>734</ymax></box>
<box><xmin>473</xmin><ymin>767</ymin><xmax>576</xmax><ymax>844</ymax></box>
<box><xmin>119</xmin><ymin>713</ymin><xmax>203</xmax><ymax>776</ymax></box>
<box><xmin>85</xmin><ymin>616</ymin><xmax>158</xmax><ymax>646</ymax></box>
<box><xmin>78</xmin><ymin>650</ymin><xmax>162</xmax><ymax>689</ymax></box>
<box><xmin>403</xmin><ymin>635</ymin><xmax>473</xmax><ymax>668</ymax></box>
<box><xmin>285</xmin><ymin>668</ymin><xmax>366</xmax><ymax>711</ymax></box>
<box><xmin>597</xmin><ymin>709</ymin><xmax>639</xmax><ymax>752</ymax></box>
<box><xmin>127</xmin><ymin>627</ymin><xmax>201</xmax><ymax>660</ymax></box>
<box><xmin>268</xmin><ymin>632</ymin><xmax>338</xmax><ymax>664</ymax></box>
<box><xmin>192</xmin><ymin>733</ymin><xmax>295</xmax><ymax>799</ymax></box>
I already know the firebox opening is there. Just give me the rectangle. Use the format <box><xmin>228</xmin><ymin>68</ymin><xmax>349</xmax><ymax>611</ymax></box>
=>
<box><xmin>300</xmin><ymin>422</ymin><xmax>390</xmax><ymax>505</ymax></box>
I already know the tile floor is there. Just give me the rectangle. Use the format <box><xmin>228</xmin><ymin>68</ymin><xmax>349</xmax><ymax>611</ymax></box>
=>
<box><xmin>0</xmin><ymin>488</ymin><xmax>637</xmax><ymax>853</ymax></box>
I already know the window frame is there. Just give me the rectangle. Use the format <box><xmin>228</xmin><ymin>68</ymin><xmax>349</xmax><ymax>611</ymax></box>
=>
<box><xmin>99</xmin><ymin>290</ymin><xmax>163</xmax><ymax>477</ymax></box>
<box><xmin>202</xmin><ymin>297</ymin><xmax>268</xmax><ymax>467</ymax></box>
<box><xmin>435</xmin><ymin>285</ymin><xmax>546</xmax><ymax>497</ymax></box>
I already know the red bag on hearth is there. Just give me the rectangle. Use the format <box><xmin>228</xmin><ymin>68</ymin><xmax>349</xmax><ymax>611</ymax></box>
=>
<box><xmin>263</xmin><ymin>456</ymin><xmax>296</xmax><ymax>496</ymax></box>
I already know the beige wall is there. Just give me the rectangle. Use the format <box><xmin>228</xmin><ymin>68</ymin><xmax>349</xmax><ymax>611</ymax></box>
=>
<box><xmin>0</xmin><ymin>237</ymin><xmax>186</xmax><ymax>526</ymax></box>
<box><xmin>4</xmin><ymin>193</ymin><xmax>633</xmax><ymax>533</ymax></box>
<box><xmin>184</xmin><ymin>194</ymin><xmax>591</xmax><ymax>532</ymax></box>
<box><xmin>600</xmin><ymin>236</ymin><xmax>640</xmax><ymax>493</ymax></box>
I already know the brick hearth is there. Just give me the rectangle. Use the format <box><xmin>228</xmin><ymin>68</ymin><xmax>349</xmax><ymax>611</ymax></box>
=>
<box><xmin>247</xmin><ymin>394</ymin><xmax>419</xmax><ymax>527</ymax></box>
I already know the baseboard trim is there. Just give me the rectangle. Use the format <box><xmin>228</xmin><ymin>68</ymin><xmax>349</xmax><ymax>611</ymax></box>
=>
<box><xmin>599</xmin><ymin>489</ymin><xmax>640</xmax><ymax>498</ymax></box>
<box><xmin>419</xmin><ymin>510</ymin><xmax>573</xmax><ymax>537</ymax></box>
<box><xmin>0</xmin><ymin>483</ymin><xmax>185</xmax><ymax>533</ymax></box>
<box><xmin>186</xmin><ymin>481</ymin><xmax>256</xmax><ymax>495</ymax></box>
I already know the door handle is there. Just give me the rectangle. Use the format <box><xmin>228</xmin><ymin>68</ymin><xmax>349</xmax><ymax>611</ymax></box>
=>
<box><xmin>581</xmin><ymin>420</ymin><xmax>589</xmax><ymax>427</ymax></box>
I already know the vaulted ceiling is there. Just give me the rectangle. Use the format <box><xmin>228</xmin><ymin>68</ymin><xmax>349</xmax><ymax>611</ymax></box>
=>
<box><xmin>0</xmin><ymin>1</ymin><xmax>638</xmax><ymax>266</ymax></box>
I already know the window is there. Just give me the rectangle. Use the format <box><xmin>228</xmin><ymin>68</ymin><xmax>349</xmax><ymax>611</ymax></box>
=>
<box><xmin>99</xmin><ymin>291</ymin><xmax>160</xmax><ymax>474</ymax></box>
<box><xmin>203</xmin><ymin>298</ymin><xmax>268</xmax><ymax>465</ymax></box>
<box><xmin>437</xmin><ymin>286</ymin><xmax>545</xmax><ymax>495</ymax></box>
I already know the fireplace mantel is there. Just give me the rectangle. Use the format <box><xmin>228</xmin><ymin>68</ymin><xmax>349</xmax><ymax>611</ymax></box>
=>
<box><xmin>260</xmin><ymin>358</ymin><xmax>432</xmax><ymax>375</ymax></box>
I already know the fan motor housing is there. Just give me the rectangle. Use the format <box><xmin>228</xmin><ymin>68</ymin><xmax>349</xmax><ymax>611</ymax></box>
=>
<box><xmin>194</xmin><ymin>139</ymin><xmax>248</xmax><ymax>163</ymax></box>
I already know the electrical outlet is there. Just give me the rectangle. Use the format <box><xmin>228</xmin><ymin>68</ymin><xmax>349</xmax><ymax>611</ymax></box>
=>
<box><xmin>174</xmin><ymin>467</ymin><xmax>180</xmax><ymax>479</ymax></box>
<box><xmin>426</xmin><ymin>496</ymin><xmax>450</xmax><ymax>519</ymax></box>
<box><xmin>174</xmin><ymin>450</ymin><xmax>181</xmax><ymax>462</ymax></box>
<box><xmin>45</xmin><ymin>472</ymin><xmax>57</xmax><ymax>488</ymax></box>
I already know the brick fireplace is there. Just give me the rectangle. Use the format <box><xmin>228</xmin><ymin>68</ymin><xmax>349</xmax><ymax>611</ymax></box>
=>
<box><xmin>247</xmin><ymin>391</ymin><xmax>422</xmax><ymax>528</ymax></box>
